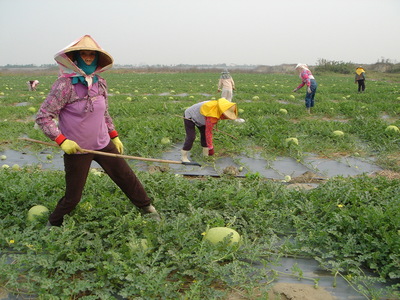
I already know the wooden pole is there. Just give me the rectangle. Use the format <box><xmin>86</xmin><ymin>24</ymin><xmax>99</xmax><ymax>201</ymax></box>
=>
<box><xmin>18</xmin><ymin>137</ymin><xmax>201</xmax><ymax>166</ymax></box>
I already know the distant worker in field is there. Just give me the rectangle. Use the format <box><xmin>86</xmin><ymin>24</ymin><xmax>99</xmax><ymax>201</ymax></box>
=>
<box><xmin>181</xmin><ymin>98</ymin><xmax>238</xmax><ymax>162</ymax></box>
<box><xmin>36</xmin><ymin>35</ymin><xmax>160</xmax><ymax>227</ymax></box>
<box><xmin>355</xmin><ymin>66</ymin><xmax>366</xmax><ymax>93</ymax></box>
<box><xmin>217</xmin><ymin>69</ymin><xmax>236</xmax><ymax>101</ymax></box>
<box><xmin>27</xmin><ymin>80</ymin><xmax>40</xmax><ymax>91</ymax></box>
<box><xmin>292</xmin><ymin>63</ymin><xmax>318</xmax><ymax>114</ymax></box>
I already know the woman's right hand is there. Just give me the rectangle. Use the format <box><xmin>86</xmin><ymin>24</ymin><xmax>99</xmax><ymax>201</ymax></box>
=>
<box><xmin>60</xmin><ymin>139</ymin><xmax>82</xmax><ymax>154</ymax></box>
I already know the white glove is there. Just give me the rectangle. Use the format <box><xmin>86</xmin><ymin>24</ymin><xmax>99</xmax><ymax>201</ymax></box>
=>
<box><xmin>307</xmin><ymin>87</ymin><xmax>312</xmax><ymax>93</ymax></box>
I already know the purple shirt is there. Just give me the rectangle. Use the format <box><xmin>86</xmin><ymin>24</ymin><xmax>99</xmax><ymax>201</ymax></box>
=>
<box><xmin>59</xmin><ymin>83</ymin><xmax>110</xmax><ymax>150</ymax></box>
<box><xmin>36</xmin><ymin>77</ymin><xmax>115</xmax><ymax>150</ymax></box>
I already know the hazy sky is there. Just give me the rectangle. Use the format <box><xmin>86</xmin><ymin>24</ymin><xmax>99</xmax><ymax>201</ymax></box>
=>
<box><xmin>1</xmin><ymin>0</ymin><xmax>399</xmax><ymax>66</ymax></box>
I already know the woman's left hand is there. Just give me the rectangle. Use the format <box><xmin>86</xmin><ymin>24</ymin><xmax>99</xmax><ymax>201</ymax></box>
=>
<box><xmin>112</xmin><ymin>137</ymin><xmax>124</xmax><ymax>154</ymax></box>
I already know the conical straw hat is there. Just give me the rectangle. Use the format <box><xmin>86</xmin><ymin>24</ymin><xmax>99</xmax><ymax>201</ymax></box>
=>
<box><xmin>222</xmin><ymin>104</ymin><xmax>237</xmax><ymax>120</ymax></box>
<box><xmin>218</xmin><ymin>98</ymin><xmax>237</xmax><ymax>120</ymax></box>
<box><xmin>54</xmin><ymin>35</ymin><xmax>113</xmax><ymax>70</ymax></box>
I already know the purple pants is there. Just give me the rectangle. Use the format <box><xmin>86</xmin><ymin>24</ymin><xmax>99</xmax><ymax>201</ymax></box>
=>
<box><xmin>183</xmin><ymin>119</ymin><xmax>207</xmax><ymax>151</ymax></box>
<box><xmin>49</xmin><ymin>141</ymin><xmax>151</xmax><ymax>226</ymax></box>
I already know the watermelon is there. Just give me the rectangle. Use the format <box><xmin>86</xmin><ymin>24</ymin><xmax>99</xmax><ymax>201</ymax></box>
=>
<box><xmin>203</xmin><ymin>227</ymin><xmax>241</xmax><ymax>246</ymax></box>
<box><xmin>333</xmin><ymin>130</ymin><xmax>344</xmax><ymax>137</ymax></box>
<box><xmin>279</xmin><ymin>108</ymin><xmax>288</xmax><ymax>114</ymax></box>
<box><xmin>285</xmin><ymin>137</ymin><xmax>299</xmax><ymax>146</ymax></box>
<box><xmin>385</xmin><ymin>125</ymin><xmax>399</xmax><ymax>133</ymax></box>
<box><xmin>27</xmin><ymin>205</ymin><xmax>49</xmax><ymax>222</ymax></box>
<box><xmin>128</xmin><ymin>238</ymin><xmax>150</xmax><ymax>252</ymax></box>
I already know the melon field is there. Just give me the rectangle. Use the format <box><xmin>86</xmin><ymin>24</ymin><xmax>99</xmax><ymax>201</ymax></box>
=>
<box><xmin>0</xmin><ymin>70</ymin><xmax>399</xmax><ymax>299</ymax></box>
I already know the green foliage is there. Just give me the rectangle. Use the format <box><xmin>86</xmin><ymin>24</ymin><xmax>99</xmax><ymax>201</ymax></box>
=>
<box><xmin>1</xmin><ymin>72</ymin><xmax>400</xmax><ymax>298</ymax></box>
<box><xmin>0</xmin><ymin>168</ymin><xmax>399</xmax><ymax>298</ymax></box>
<box><xmin>1</xmin><ymin>72</ymin><xmax>400</xmax><ymax>168</ymax></box>
<box><xmin>291</xmin><ymin>175</ymin><xmax>400</xmax><ymax>279</ymax></box>
<box><xmin>0</xmin><ymin>168</ymin><xmax>280</xmax><ymax>298</ymax></box>
<box><xmin>315</xmin><ymin>58</ymin><xmax>355</xmax><ymax>74</ymax></box>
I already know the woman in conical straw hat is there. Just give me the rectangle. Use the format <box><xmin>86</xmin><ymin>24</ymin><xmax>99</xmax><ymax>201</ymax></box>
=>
<box><xmin>181</xmin><ymin>98</ymin><xmax>238</xmax><ymax>162</ymax></box>
<box><xmin>36</xmin><ymin>35</ymin><xmax>160</xmax><ymax>226</ymax></box>
<box><xmin>217</xmin><ymin>69</ymin><xmax>236</xmax><ymax>101</ymax></box>
<box><xmin>292</xmin><ymin>63</ymin><xmax>318</xmax><ymax>114</ymax></box>
<box><xmin>355</xmin><ymin>66</ymin><xmax>366</xmax><ymax>93</ymax></box>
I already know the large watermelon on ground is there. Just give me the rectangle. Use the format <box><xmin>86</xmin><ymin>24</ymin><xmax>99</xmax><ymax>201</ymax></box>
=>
<box><xmin>27</xmin><ymin>205</ymin><xmax>49</xmax><ymax>222</ymax></box>
<box><xmin>203</xmin><ymin>227</ymin><xmax>241</xmax><ymax>245</ymax></box>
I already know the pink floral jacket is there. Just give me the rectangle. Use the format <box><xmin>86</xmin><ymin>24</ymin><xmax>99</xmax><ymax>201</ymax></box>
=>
<box><xmin>36</xmin><ymin>76</ymin><xmax>115</xmax><ymax>142</ymax></box>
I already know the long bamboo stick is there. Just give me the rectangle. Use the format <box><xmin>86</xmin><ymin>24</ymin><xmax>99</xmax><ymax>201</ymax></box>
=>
<box><xmin>18</xmin><ymin>137</ymin><xmax>201</xmax><ymax>166</ymax></box>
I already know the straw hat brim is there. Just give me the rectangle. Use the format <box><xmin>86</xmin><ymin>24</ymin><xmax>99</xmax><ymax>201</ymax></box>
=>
<box><xmin>63</xmin><ymin>50</ymin><xmax>113</xmax><ymax>70</ymax></box>
<box><xmin>222</xmin><ymin>105</ymin><xmax>238</xmax><ymax>120</ymax></box>
<box><xmin>54</xmin><ymin>35</ymin><xmax>113</xmax><ymax>70</ymax></box>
